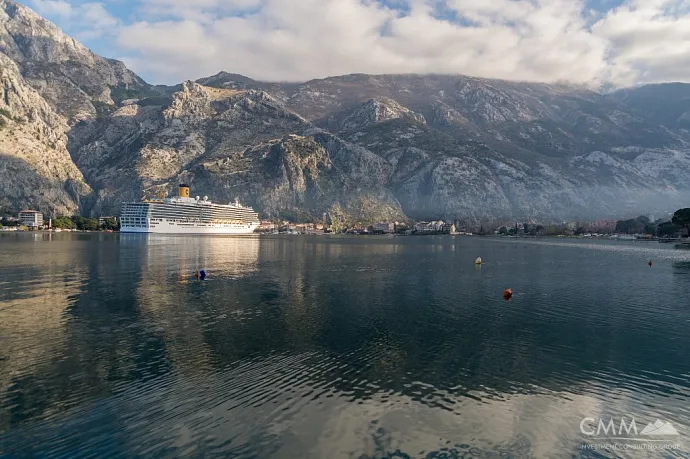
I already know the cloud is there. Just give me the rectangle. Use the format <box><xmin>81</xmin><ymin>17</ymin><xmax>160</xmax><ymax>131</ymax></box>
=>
<box><xmin>593</xmin><ymin>0</ymin><xmax>690</xmax><ymax>85</ymax></box>
<box><xmin>30</xmin><ymin>0</ymin><xmax>120</xmax><ymax>39</ymax></box>
<box><xmin>21</xmin><ymin>0</ymin><xmax>690</xmax><ymax>87</ymax></box>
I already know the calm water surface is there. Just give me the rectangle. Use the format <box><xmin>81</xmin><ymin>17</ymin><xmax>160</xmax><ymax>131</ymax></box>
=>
<box><xmin>1</xmin><ymin>233</ymin><xmax>690</xmax><ymax>458</ymax></box>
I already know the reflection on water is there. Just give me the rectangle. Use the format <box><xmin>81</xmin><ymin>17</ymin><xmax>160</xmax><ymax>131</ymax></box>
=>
<box><xmin>674</xmin><ymin>261</ymin><xmax>690</xmax><ymax>273</ymax></box>
<box><xmin>1</xmin><ymin>234</ymin><xmax>690</xmax><ymax>458</ymax></box>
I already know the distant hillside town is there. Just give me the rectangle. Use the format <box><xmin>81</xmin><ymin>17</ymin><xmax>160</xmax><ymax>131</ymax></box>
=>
<box><xmin>2</xmin><ymin>209</ymin><xmax>689</xmax><ymax>241</ymax></box>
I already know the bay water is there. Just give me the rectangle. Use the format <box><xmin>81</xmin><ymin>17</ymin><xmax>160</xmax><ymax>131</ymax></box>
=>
<box><xmin>1</xmin><ymin>233</ymin><xmax>690</xmax><ymax>458</ymax></box>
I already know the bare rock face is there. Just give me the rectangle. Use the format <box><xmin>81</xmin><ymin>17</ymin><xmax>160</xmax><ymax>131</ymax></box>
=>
<box><xmin>318</xmin><ymin>97</ymin><xmax>426</xmax><ymax>134</ymax></box>
<box><xmin>0</xmin><ymin>0</ymin><xmax>147</xmax><ymax>123</ymax></box>
<box><xmin>68</xmin><ymin>83</ymin><xmax>313</xmax><ymax>216</ymax></box>
<box><xmin>1</xmin><ymin>0</ymin><xmax>690</xmax><ymax>223</ymax></box>
<box><xmin>0</xmin><ymin>52</ymin><xmax>91</xmax><ymax>215</ymax></box>
<box><xmin>187</xmin><ymin>134</ymin><xmax>404</xmax><ymax>224</ymax></box>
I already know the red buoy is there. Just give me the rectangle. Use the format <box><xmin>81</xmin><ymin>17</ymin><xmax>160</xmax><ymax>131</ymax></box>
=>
<box><xmin>503</xmin><ymin>288</ymin><xmax>513</xmax><ymax>300</ymax></box>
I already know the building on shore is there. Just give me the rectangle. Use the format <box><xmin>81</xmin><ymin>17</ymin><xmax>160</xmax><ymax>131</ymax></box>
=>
<box><xmin>414</xmin><ymin>221</ymin><xmax>455</xmax><ymax>234</ymax></box>
<box><xmin>294</xmin><ymin>223</ymin><xmax>316</xmax><ymax>233</ymax></box>
<box><xmin>373</xmin><ymin>222</ymin><xmax>395</xmax><ymax>234</ymax></box>
<box><xmin>258</xmin><ymin>221</ymin><xmax>277</xmax><ymax>232</ymax></box>
<box><xmin>19</xmin><ymin>210</ymin><xmax>43</xmax><ymax>229</ymax></box>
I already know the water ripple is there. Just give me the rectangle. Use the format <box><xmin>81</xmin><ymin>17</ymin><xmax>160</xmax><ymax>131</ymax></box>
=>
<box><xmin>1</xmin><ymin>234</ymin><xmax>690</xmax><ymax>457</ymax></box>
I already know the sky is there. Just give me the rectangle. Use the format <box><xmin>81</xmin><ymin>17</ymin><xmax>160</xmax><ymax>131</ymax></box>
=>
<box><xmin>19</xmin><ymin>0</ymin><xmax>690</xmax><ymax>87</ymax></box>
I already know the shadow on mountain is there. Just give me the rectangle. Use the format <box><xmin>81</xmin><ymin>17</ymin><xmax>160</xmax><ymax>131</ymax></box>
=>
<box><xmin>0</xmin><ymin>154</ymin><xmax>92</xmax><ymax>215</ymax></box>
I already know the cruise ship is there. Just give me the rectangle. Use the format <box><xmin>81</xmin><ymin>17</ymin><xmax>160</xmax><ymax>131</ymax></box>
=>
<box><xmin>120</xmin><ymin>184</ymin><xmax>260</xmax><ymax>234</ymax></box>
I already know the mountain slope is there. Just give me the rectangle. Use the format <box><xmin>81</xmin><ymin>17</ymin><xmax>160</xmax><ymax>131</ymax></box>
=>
<box><xmin>610</xmin><ymin>83</ymin><xmax>690</xmax><ymax>130</ymax></box>
<box><xmin>187</xmin><ymin>133</ymin><xmax>404</xmax><ymax>224</ymax></box>
<box><xmin>0</xmin><ymin>52</ymin><xmax>91</xmax><ymax>215</ymax></box>
<box><xmin>68</xmin><ymin>81</ymin><xmax>404</xmax><ymax>220</ymax></box>
<box><xmin>1</xmin><ymin>0</ymin><xmax>690</xmax><ymax>222</ymax></box>
<box><xmin>0</xmin><ymin>0</ymin><xmax>149</xmax><ymax>123</ymax></box>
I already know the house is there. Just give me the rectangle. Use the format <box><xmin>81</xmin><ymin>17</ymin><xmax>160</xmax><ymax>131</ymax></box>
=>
<box><xmin>373</xmin><ymin>222</ymin><xmax>395</xmax><ymax>234</ymax></box>
<box><xmin>295</xmin><ymin>223</ymin><xmax>316</xmax><ymax>233</ymax></box>
<box><xmin>415</xmin><ymin>221</ymin><xmax>446</xmax><ymax>233</ymax></box>
<box><xmin>258</xmin><ymin>221</ymin><xmax>277</xmax><ymax>232</ymax></box>
<box><xmin>19</xmin><ymin>210</ymin><xmax>43</xmax><ymax>229</ymax></box>
<box><xmin>442</xmin><ymin>223</ymin><xmax>456</xmax><ymax>234</ymax></box>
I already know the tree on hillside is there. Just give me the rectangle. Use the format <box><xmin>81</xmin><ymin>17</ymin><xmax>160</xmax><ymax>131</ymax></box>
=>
<box><xmin>53</xmin><ymin>216</ymin><xmax>76</xmax><ymax>229</ymax></box>
<box><xmin>657</xmin><ymin>221</ymin><xmax>679</xmax><ymax>238</ymax></box>
<box><xmin>644</xmin><ymin>222</ymin><xmax>658</xmax><ymax>235</ymax></box>
<box><xmin>1</xmin><ymin>217</ymin><xmax>17</xmax><ymax>227</ymax></box>
<box><xmin>101</xmin><ymin>217</ymin><xmax>119</xmax><ymax>231</ymax></box>
<box><xmin>615</xmin><ymin>216</ymin><xmax>650</xmax><ymax>234</ymax></box>
<box><xmin>672</xmin><ymin>208</ymin><xmax>690</xmax><ymax>236</ymax></box>
<box><xmin>70</xmin><ymin>216</ymin><xmax>99</xmax><ymax>231</ymax></box>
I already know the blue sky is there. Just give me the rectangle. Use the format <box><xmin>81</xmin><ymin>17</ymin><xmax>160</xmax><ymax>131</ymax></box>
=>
<box><xmin>19</xmin><ymin>0</ymin><xmax>690</xmax><ymax>87</ymax></box>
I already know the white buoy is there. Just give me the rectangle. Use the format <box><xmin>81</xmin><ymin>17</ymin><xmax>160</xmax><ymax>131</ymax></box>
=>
<box><xmin>475</xmin><ymin>257</ymin><xmax>483</xmax><ymax>265</ymax></box>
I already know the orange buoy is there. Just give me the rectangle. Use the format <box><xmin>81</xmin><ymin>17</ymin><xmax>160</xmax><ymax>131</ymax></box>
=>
<box><xmin>503</xmin><ymin>288</ymin><xmax>513</xmax><ymax>300</ymax></box>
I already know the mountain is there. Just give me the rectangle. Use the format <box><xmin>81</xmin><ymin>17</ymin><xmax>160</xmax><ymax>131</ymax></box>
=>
<box><xmin>1</xmin><ymin>0</ymin><xmax>689</xmax><ymax>223</ymax></box>
<box><xmin>0</xmin><ymin>41</ymin><xmax>91</xmax><ymax>216</ymax></box>
<box><xmin>0</xmin><ymin>0</ymin><xmax>151</xmax><ymax>123</ymax></box>
<box><xmin>610</xmin><ymin>83</ymin><xmax>690</xmax><ymax>130</ymax></box>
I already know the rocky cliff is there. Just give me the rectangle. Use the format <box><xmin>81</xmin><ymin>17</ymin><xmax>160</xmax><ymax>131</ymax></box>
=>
<box><xmin>0</xmin><ymin>0</ymin><xmax>148</xmax><ymax>123</ymax></box>
<box><xmin>0</xmin><ymin>52</ymin><xmax>90</xmax><ymax>216</ymax></box>
<box><xmin>1</xmin><ymin>0</ymin><xmax>689</xmax><ymax>223</ymax></box>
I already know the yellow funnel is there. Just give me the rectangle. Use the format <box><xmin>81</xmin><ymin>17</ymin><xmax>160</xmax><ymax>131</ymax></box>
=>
<box><xmin>179</xmin><ymin>184</ymin><xmax>190</xmax><ymax>198</ymax></box>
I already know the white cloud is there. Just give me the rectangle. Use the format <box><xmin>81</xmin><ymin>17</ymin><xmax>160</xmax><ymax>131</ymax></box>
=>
<box><xmin>30</xmin><ymin>0</ymin><xmax>73</xmax><ymax>17</ymax></box>
<box><xmin>593</xmin><ymin>0</ymin><xmax>690</xmax><ymax>85</ymax></box>
<box><xmin>30</xmin><ymin>0</ymin><xmax>120</xmax><ymax>39</ymax></box>
<box><xmin>24</xmin><ymin>0</ymin><xmax>690</xmax><ymax>87</ymax></box>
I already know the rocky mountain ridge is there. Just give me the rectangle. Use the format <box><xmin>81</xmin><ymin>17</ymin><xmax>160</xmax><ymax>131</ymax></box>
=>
<box><xmin>0</xmin><ymin>51</ymin><xmax>91</xmax><ymax>215</ymax></box>
<box><xmin>1</xmin><ymin>0</ymin><xmax>689</xmax><ymax>223</ymax></box>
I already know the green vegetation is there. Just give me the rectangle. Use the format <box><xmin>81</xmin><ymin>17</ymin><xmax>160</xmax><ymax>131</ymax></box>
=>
<box><xmin>109</xmin><ymin>83</ymin><xmax>166</xmax><ymax>105</ymax></box>
<box><xmin>101</xmin><ymin>217</ymin><xmax>119</xmax><ymax>231</ymax></box>
<box><xmin>71</xmin><ymin>216</ymin><xmax>100</xmax><ymax>231</ymax></box>
<box><xmin>93</xmin><ymin>101</ymin><xmax>116</xmax><ymax>119</ymax></box>
<box><xmin>657</xmin><ymin>221</ymin><xmax>679</xmax><ymax>238</ymax></box>
<box><xmin>1</xmin><ymin>217</ymin><xmax>18</xmax><ymax>227</ymax></box>
<box><xmin>137</xmin><ymin>96</ymin><xmax>173</xmax><ymax>108</ymax></box>
<box><xmin>672</xmin><ymin>208</ymin><xmax>690</xmax><ymax>236</ymax></box>
<box><xmin>611</xmin><ymin>209</ymin><xmax>690</xmax><ymax>238</ymax></box>
<box><xmin>52</xmin><ymin>216</ymin><xmax>76</xmax><ymax>229</ymax></box>
<box><xmin>615</xmin><ymin>216</ymin><xmax>651</xmax><ymax>234</ymax></box>
<box><xmin>53</xmin><ymin>216</ymin><xmax>100</xmax><ymax>231</ymax></box>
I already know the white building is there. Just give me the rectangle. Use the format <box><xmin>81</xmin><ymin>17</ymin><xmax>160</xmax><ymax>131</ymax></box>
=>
<box><xmin>19</xmin><ymin>210</ymin><xmax>43</xmax><ymax>228</ymax></box>
<box><xmin>415</xmin><ymin>221</ymin><xmax>446</xmax><ymax>233</ymax></box>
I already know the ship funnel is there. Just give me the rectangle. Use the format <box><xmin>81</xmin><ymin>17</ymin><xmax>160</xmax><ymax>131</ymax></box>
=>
<box><xmin>179</xmin><ymin>184</ymin><xmax>190</xmax><ymax>198</ymax></box>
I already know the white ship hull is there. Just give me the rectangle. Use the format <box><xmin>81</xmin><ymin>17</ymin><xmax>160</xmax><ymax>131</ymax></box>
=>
<box><xmin>120</xmin><ymin>186</ymin><xmax>261</xmax><ymax>235</ymax></box>
<box><xmin>121</xmin><ymin>219</ymin><xmax>258</xmax><ymax>235</ymax></box>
